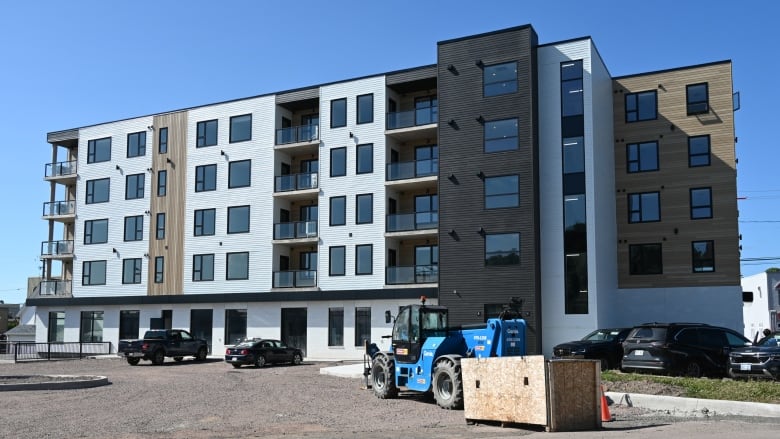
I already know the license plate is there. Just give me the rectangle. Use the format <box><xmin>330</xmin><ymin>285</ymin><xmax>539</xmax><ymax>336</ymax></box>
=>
<box><xmin>232</xmin><ymin>357</ymin><xmax>238</xmax><ymax>361</ymax></box>
<box><xmin>634</xmin><ymin>350</ymin><xmax>644</xmax><ymax>356</ymax></box>
<box><xmin>740</xmin><ymin>364</ymin><xmax>751</xmax><ymax>371</ymax></box>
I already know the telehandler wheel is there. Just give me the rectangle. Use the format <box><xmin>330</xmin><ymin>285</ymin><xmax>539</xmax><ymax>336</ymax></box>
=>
<box><xmin>371</xmin><ymin>355</ymin><xmax>399</xmax><ymax>399</ymax></box>
<box><xmin>432</xmin><ymin>359</ymin><xmax>464</xmax><ymax>410</ymax></box>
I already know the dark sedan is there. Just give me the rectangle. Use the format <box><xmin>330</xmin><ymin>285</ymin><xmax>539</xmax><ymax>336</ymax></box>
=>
<box><xmin>225</xmin><ymin>338</ymin><xmax>303</xmax><ymax>368</ymax></box>
<box><xmin>552</xmin><ymin>328</ymin><xmax>632</xmax><ymax>370</ymax></box>
<box><xmin>728</xmin><ymin>333</ymin><xmax>780</xmax><ymax>380</ymax></box>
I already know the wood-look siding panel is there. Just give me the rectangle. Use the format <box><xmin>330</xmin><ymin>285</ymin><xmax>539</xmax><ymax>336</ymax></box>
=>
<box><xmin>148</xmin><ymin>111</ymin><xmax>188</xmax><ymax>295</ymax></box>
<box><xmin>613</xmin><ymin>62</ymin><xmax>738</xmax><ymax>288</ymax></box>
<box><xmin>437</xmin><ymin>26</ymin><xmax>541</xmax><ymax>353</ymax></box>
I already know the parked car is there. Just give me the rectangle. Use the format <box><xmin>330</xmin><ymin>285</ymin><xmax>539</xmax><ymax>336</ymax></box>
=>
<box><xmin>225</xmin><ymin>338</ymin><xmax>303</xmax><ymax>368</ymax></box>
<box><xmin>728</xmin><ymin>333</ymin><xmax>780</xmax><ymax>380</ymax></box>
<box><xmin>621</xmin><ymin>323</ymin><xmax>751</xmax><ymax>377</ymax></box>
<box><xmin>118</xmin><ymin>329</ymin><xmax>209</xmax><ymax>366</ymax></box>
<box><xmin>552</xmin><ymin>327</ymin><xmax>632</xmax><ymax>370</ymax></box>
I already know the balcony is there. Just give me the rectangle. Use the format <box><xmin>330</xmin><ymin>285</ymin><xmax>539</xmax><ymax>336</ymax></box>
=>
<box><xmin>273</xmin><ymin>270</ymin><xmax>317</xmax><ymax>288</ymax></box>
<box><xmin>386</xmin><ymin>108</ymin><xmax>438</xmax><ymax>141</ymax></box>
<box><xmin>386</xmin><ymin>212</ymin><xmax>438</xmax><ymax>234</ymax></box>
<box><xmin>387</xmin><ymin>159</ymin><xmax>438</xmax><ymax>181</ymax></box>
<box><xmin>44</xmin><ymin>160</ymin><xmax>77</xmax><ymax>183</ymax></box>
<box><xmin>42</xmin><ymin>200</ymin><xmax>76</xmax><ymax>222</ymax></box>
<box><xmin>273</xmin><ymin>221</ymin><xmax>318</xmax><ymax>241</ymax></box>
<box><xmin>274</xmin><ymin>172</ymin><xmax>319</xmax><ymax>200</ymax></box>
<box><xmin>386</xmin><ymin>265</ymin><xmax>438</xmax><ymax>285</ymax></box>
<box><xmin>275</xmin><ymin>125</ymin><xmax>319</xmax><ymax>146</ymax></box>
<box><xmin>40</xmin><ymin>240</ymin><xmax>74</xmax><ymax>260</ymax></box>
<box><xmin>35</xmin><ymin>280</ymin><xmax>72</xmax><ymax>297</ymax></box>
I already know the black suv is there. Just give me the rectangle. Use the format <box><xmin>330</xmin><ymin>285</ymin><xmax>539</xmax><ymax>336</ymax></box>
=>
<box><xmin>728</xmin><ymin>333</ymin><xmax>780</xmax><ymax>380</ymax></box>
<box><xmin>621</xmin><ymin>323</ymin><xmax>750</xmax><ymax>377</ymax></box>
<box><xmin>552</xmin><ymin>328</ymin><xmax>632</xmax><ymax>370</ymax></box>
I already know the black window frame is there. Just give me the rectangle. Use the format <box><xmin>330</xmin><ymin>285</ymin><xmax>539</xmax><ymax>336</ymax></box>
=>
<box><xmin>329</xmin><ymin>246</ymin><xmax>346</xmax><ymax>276</ymax></box>
<box><xmin>484</xmin><ymin>174</ymin><xmax>519</xmax><ymax>209</ymax></box>
<box><xmin>87</xmin><ymin>137</ymin><xmax>111</xmax><ymax>164</ymax></box>
<box><xmin>483</xmin><ymin>61</ymin><xmax>518</xmax><ymax>97</ymax></box>
<box><xmin>82</xmin><ymin>260</ymin><xmax>107</xmax><ymax>286</ymax></box>
<box><xmin>156</xmin><ymin>212</ymin><xmax>166</xmax><ymax>240</ymax></box>
<box><xmin>80</xmin><ymin>311</ymin><xmax>104</xmax><ymax>342</ymax></box>
<box><xmin>127</xmin><ymin>131</ymin><xmax>146</xmax><ymax>158</ymax></box>
<box><xmin>485</xmin><ymin>233</ymin><xmax>520</xmax><ymax>266</ymax></box>
<box><xmin>229</xmin><ymin>114</ymin><xmax>252</xmax><ymax>143</ymax></box>
<box><xmin>628</xmin><ymin>191</ymin><xmax>661</xmax><ymax>223</ymax></box>
<box><xmin>688</xmin><ymin>135</ymin><xmax>711</xmax><ymax>167</ymax></box>
<box><xmin>354</xmin><ymin>307</ymin><xmax>371</xmax><ymax>347</ymax></box>
<box><xmin>196</xmin><ymin>119</ymin><xmax>218</xmax><ymax>147</ymax></box>
<box><xmin>625</xmin><ymin>90</ymin><xmax>657</xmax><ymax>122</ymax></box>
<box><xmin>356</xmin><ymin>193</ymin><xmax>373</xmax><ymax>224</ymax></box>
<box><xmin>125</xmin><ymin>173</ymin><xmax>145</xmax><ymax>200</ymax></box>
<box><xmin>328</xmin><ymin>307</ymin><xmax>344</xmax><ymax>347</ymax></box>
<box><xmin>686</xmin><ymin>83</ymin><xmax>709</xmax><ymax>115</ymax></box>
<box><xmin>158</xmin><ymin>127</ymin><xmax>168</xmax><ymax>154</ymax></box>
<box><xmin>226</xmin><ymin>251</ymin><xmax>249</xmax><ymax>280</ymax></box>
<box><xmin>357</xmin><ymin>93</ymin><xmax>374</xmax><ymax>124</ymax></box>
<box><xmin>122</xmin><ymin>258</ymin><xmax>142</xmax><ymax>284</ymax></box>
<box><xmin>330</xmin><ymin>98</ymin><xmax>347</xmax><ymax>128</ymax></box>
<box><xmin>356</xmin><ymin>143</ymin><xmax>373</xmax><ymax>174</ymax></box>
<box><xmin>626</xmin><ymin>141</ymin><xmax>659</xmax><ymax>173</ymax></box>
<box><xmin>154</xmin><ymin>256</ymin><xmax>164</xmax><ymax>283</ymax></box>
<box><xmin>227</xmin><ymin>205</ymin><xmax>250</xmax><ymax>234</ymax></box>
<box><xmin>629</xmin><ymin>243</ymin><xmax>663</xmax><ymax>275</ymax></box>
<box><xmin>124</xmin><ymin>215</ymin><xmax>144</xmax><ymax>242</ymax></box>
<box><xmin>84</xmin><ymin>218</ymin><xmax>109</xmax><ymax>245</ymax></box>
<box><xmin>356</xmin><ymin>244</ymin><xmax>373</xmax><ymax>275</ymax></box>
<box><xmin>195</xmin><ymin>164</ymin><xmax>217</xmax><ymax>192</ymax></box>
<box><xmin>330</xmin><ymin>196</ymin><xmax>346</xmax><ymax>226</ymax></box>
<box><xmin>194</xmin><ymin>208</ymin><xmax>216</xmax><ymax>236</ymax></box>
<box><xmin>690</xmin><ymin>187</ymin><xmax>713</xmax><ymax>219</ymax></box>
<box><xmin>228</xmin><ymin>159</ymin><xmax>251</xmax><ymax>189</ymax></box>
<box><xmin>157</xmin><ymin>170</ymin><xmax>167</xmax><ymax>197</ymax></box>
<box><xmin>330</xmin><ymin>147</ymin><xmax>347</xmax><ymax>177</ymax></box>
<box><xmin>484</xmin><ymin>118</ymin><xmax>519</xmax><ymax>153</ymax></box>
<box><xmin>192</xmin><ymin>253</ymin><xmax>215</xmax><ymax>281</ymax></box>
<box><xmin>692</xmin><ymin>240</ymin><xmax>715</xmax><ymax>273</ymax></box>
<box><xmin>86</xmin><ymin>178</ymin><xmax>110</xmax><ymax>204</ymax></box>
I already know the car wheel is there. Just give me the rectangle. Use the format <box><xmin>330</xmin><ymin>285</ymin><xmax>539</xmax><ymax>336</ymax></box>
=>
<box><xmin>195</xmin><ymin>347</ymin><xmax>207</xmax><ymax>361</ymax></box>
<box><xmin>173</xmin><ymin>357</ymin><xmax>184</xmax><ymax>362</ymax></box>
<box><xmin>232</xmin><ymin>363</ymin><xmax>242</xmax><ymax>369</ymax></box>
<box><xmin>126</xmin><ymin>357</ymin><xmax>140</xmax><ymax>366</ymax></box>
<box><xmin>684</xmin><ymin>361</ymin><xmax>702</xmax><ymax>378</ymax></box>
<box><xmin>255</xmin><ymin>354</ymin><xmax>267</xmax><ymax>368</ymax></box>
<box><xmin>292</xmin><ymin>352</ymin><xmax>303</xmax><ymax>365</ymax></box>
<box><xmin>151</xmin><ymin>350</ymin><xmax>165</xmax><ymax>365</ymax></box>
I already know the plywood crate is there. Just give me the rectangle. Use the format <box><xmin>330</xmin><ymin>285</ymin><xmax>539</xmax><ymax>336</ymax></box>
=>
<box><xmin>461</xmin><ymin>356</ymin><xmax>601</xmax><ymax>432</ymax></box>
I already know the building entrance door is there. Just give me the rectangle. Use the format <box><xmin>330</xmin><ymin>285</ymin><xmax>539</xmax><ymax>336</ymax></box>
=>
<box><xmin>281</xmin><ymin>307</ymin><xmax>307</xmax><ymax>357</ymax></box>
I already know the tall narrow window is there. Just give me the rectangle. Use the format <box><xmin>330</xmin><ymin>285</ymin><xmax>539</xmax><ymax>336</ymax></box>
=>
<box><xmin>331</xmin><ymin>147</ymin><xmax>346</xmax><ymax>177</ymax></box>
<box><xmin>194</xmin><ymin>209</ymin><xmax>216</xmax><ymax>236</ymax></box>
<box><xmin>48</xmin><ymin>311</ymin><xmax>65</xmax><ymax>342</ymax></box>
<box><xmin>122</xmin><ymin>258</ymin><xmax>142</xmax><ymax>284</ymax></box>
<box><xmin>156</xmin><ymin>213</ymin><xmax>166</xmax><ymax>240</ymax></box>
<box><xmin>692</xmin><ymin>240</ymin><xmax>715</xmax><ymax>272</ymax></box>
<box><xmin>356</xmin><ymin>193</ymin><xmax>373</xmax><ymax>224</ymax></box>
<box><xmin>125</xmin><ymin>173</ymin><xmax>145</xmax><ymax>199</ymax></box>
<box><xmin>124</xmin><ymin>215</ymin><xmax>144</xmax><ymax>241</ymax></box>
<box><xmin>330</xmin><ymin>196</ymin><xmax>346</xmax><ymax>226</ymax></box>
<box><xmin>230</xmin><ymin>114</ymin><xmax>252</xmax><ymax>143</ymax></box>
<box><xmin>127</xmin><ymin>131</ymin><xmax>146</xmax><ymax>158</ymax></box>
<box><xmin>483</xmin><ymin>61</ymin><xmax>517</xmax><ymax>97</ymax></box>
<box><xmin>224</xmin><ymin>309</ymin><xmax>247</xmax><ymax>345</ymax></box>
<box><xmin>690</xmin><ymin>187</ymin><xmax>713</xmax><ymax>219</ymax></box>
<box><xmin>356</xmin><ymin>143</ymin><xmax>373</xmax><ymax>174</ymax></box>
<box><xmin>328</xmin><ymin>308</ymin><xmax>344</xmax><ymax>346</ymax></box>
<box><xmin>688</xmin><ymin>135</ymin><xmax>711</xmax><ymax>167</ymax></box>
<box><xmin>357</xmin><ymin>93</ymin><xmax>373</xmax><ymax>124</ymax></box>
<box><xmin>80</xmin><ymin>311</ymin><xmax>104</xmax><ymax>342</ymax></box>
<box><xmin>196</xmin><ymin>119</ymin><xmax>218</xmax><ymax>147</ymax></box>
<box><xmin>354</xmin><ymin>307</ymin><xmax>371</xmax><ymax>347</ymax></box>
<box><xmin>119</xmin><ymin>310</ymin><xmax>140</xmax><ymax>340</ymax></box>
<box><xmin>331</xmin><ymin>98</ymin><xmax>347</xmax><ymax>128</ymax></box>
<box><xmin>687</xmin><ymin>83</ymin><xmax>709</xmax><ymax>115</ymax></box>
<box><xmin>157</xmin><ymin>170</ymin><xmax>167</xmax><ymax>196</ymax></box>
<box><xmin>158</xmin><ymin>127</ymin><xmax>168</xmax><ymax>154</ymax></box>
<box><xmin>329</xmin><ymin>246</ymin><xmax>345</xmax><ymax>276</ymax></box>
<box><xmin>356</xmin><ymin>244</ymin><xmax>373</xmax><ymax>275</ymax></box>
<box><xmin>154</xmin><ymin>256</ymin><xmax>164</xmax><ymax>283</ymax></box>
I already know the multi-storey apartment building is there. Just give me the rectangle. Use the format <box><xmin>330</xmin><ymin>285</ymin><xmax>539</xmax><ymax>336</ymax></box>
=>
<box><xmin>30</xmin><ymin>24</ymin><xmax>742</xmax><ymax>359</ymax></box>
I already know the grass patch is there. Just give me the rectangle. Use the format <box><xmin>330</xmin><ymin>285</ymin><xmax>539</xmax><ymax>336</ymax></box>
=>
<box><xmin>602</xmin><ymin>370</ymin><xmax>780</xmax><ymax>404</ymax></box>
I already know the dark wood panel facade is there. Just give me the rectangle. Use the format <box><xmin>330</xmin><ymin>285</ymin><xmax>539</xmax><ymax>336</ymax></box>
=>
<box><xmin>613</xmin><ymin>62</ymin><xmax>739</xmax><ymax>288</ymax></box>
<box><xmin>437</xmin><ymin>26</ymin><xmax>541</xmax><ymax>353</ymax></box>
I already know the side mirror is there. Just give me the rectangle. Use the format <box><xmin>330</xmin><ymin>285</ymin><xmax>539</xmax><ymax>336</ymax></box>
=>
<box><xmin>385</xmin><ymin>310</ymin><xmax>392</xmax><ymax>324</ymax></box>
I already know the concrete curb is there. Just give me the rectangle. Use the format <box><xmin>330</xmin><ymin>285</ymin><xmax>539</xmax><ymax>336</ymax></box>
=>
<box><xmin>0</xmin><ymin>375</ymin><xmax>110</xmax><ymax>391</ymax></box>
<box><xmin>319</xmin><ymin>362</ymin><xmax>366</xmax><ymax>379</ymax></box>
<box><xmin>606</xmin><ymin>391</ymin><xmax>780</xmax><ymax>418</ymax></box>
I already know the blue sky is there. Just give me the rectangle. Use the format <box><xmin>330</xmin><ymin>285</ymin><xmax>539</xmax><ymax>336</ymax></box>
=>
<box><xmin>1</xmin><ymin>1</ymin><xmax>777</xmax><ymax>304</ymax></box>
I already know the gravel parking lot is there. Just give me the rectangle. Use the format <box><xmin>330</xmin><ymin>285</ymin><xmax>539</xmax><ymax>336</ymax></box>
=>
<box><xmin>0</xmin><ymin>357</ymin><xmax>777</xmax><ymax>439</ymax></box>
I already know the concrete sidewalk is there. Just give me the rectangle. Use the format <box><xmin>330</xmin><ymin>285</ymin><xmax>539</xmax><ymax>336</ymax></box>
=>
<box><xmin>320</xmin><ymin>362</ymin><xmax>780</xmax><ymax>418</ymax></box>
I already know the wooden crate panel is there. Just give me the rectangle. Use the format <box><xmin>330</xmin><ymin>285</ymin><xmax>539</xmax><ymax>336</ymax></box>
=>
<box><xmin>547</xmin><ymin>359</ymin><xmax>601</xmax><ymax>432</ymax></box>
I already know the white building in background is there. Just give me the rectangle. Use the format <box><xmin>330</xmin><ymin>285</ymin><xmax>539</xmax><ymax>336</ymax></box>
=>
<box><xmin>741</xmin><ymin>271</ymin><xmax>780</xmax><ymax>340</ymax></box>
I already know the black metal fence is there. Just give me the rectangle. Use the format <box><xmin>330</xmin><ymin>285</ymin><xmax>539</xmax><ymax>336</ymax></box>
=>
<box><xmin>0</xmin><ymin>342</ymin><xmax>113</xmax><ymax>362</ymax></box>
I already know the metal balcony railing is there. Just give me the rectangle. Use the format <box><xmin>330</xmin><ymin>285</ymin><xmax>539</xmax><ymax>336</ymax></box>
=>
<box><xmin>273</xmin><ymin>270</ymin><xmax>317</xmax><ymax>288</ymax></box>
<box><xmin>386</xmin><ymin>159</ymin><xmax>438</xmax><ymax>181</ymax></box>
<box><xmin>45</xmin><ymin>160</ymin><xmax>77</xmax><ymax>178</ymax></box>
<box><xmin>41</xmin><ymin>240</ymin><xmax>74</xmax><ymax>257</ymax></box>
<box><xmin>274</xmin><ymin>172</ymin><xmax>318</xmax><ymax>192</ymax></box>
<box><xmin>37</xmin><ymin>280</ymin><xmax>72</xmax><ymax>297</ymax></box>
<box><xmin>42</xmin><ymin>200</ymin><xmax>76</xmax><ymax>217</ymax></box>
<box><xmin>386</xmin><ymin>212</ymin><xmax>438</xmax><ymax>232</ymax></box>
<box><xmin>274</xmin><ymin>221</ymin><xmax>318</xmax><ymax>240</ymax></box>
<box><xmin>386</xmin><ymin>265</ymin><xmax>438</xmax><ymax>285</ymax></box>
<box><xmin>386</xmin><ymin>107</ymin><xmax>438</xmax><ymax>130</ymax></box>
<box><xmin>275</xmin><ymin>125</ymin><xmax>319</xmax><ymax>145</ymax></box>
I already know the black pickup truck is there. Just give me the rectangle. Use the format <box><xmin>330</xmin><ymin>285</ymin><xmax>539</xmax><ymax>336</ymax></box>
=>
<box><xmin>118</xmin><ymin>329</ymin><xmax>209</xmax><ymax>365</ymax></box>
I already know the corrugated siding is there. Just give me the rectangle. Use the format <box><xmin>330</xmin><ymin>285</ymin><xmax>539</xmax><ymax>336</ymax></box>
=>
<box><xmin>276</xmin><ymin>87</ymin><xmax>318</xmax><ymax>104</ymax></box>
<box><xmin>437</xmin><ymin>26</ymin><xmax>541</xmax><ymax>353</ymax></box>
<box><xmin>386</xmin><ymin>65</ymin><xmax>437</xmax><ymax>86</ymax></box>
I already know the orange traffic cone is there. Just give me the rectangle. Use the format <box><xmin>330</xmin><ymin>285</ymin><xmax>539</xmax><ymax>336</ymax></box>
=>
<box><xmin>600</xmin><ymin>385</ymin><xmax>612</xmax><ymax>422</ymax></box>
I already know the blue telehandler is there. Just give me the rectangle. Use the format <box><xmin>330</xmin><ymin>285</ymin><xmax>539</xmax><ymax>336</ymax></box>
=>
<box><xmin>370</xmin><ymin>297</ymin><xmax>526</xmax><ymax>409</ymax></box>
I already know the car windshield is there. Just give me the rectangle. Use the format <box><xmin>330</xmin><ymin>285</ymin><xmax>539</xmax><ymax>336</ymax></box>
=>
<box><xmin>582</xmin><ymin>329</ymin><xmax>621</xmax><ymax>342</ymax></box>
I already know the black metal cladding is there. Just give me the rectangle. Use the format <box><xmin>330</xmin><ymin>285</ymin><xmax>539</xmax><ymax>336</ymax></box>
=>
<box><xmin>436</xmin><ymin>26</ymin><xmax>541</xmax><ymax>354</ymax></box>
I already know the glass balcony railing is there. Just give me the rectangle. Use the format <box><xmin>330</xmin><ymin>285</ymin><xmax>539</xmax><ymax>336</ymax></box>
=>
<box><xmin>386</xmin><ymin>212</ymin><xmax>438</xmax><ymax>232</ymax></box>
<box><xmin>37</xmin><ymin>280</ymin><xmax>72</xmax><ymax>297</ymax></box>
<box><xmin>274</xmin><ymin>221</ymin><xmax>318</xmax><ymax>239</ymax></box>
<box><xmin>386</xmin><ymin>159</ymin><xmax>438</xmax><ymax>181</ymax></box>
<box><xmin>275</xmin><ymin>125</ymin><xmax>319</xmax><ymax>145</ymax></box>
<box><xmin>42</xmin><ymin>200</ymin><xmax>76</xmax><ymax>217</ymax></box>
<box><xmin>386</xmin><ymin>265</ymin><xmax>438</xmax><ymax>285</ymax></box>
<box><xmin>45</xmin><ymin>160</ymin><xmax>77</xmax><ymax>178</ymax></box>
<box><xmin>273</xmin><ymin>270</ymin><xmax>317</xmax><ymax>288</ymax></box>
<box><xmin>274</xmin><ymin>172</ymin><xmax>319</xmax><ymax>192</ymax></box>
<box><xmin>386</xmin><ymin>107</ymin><xmax>438</xmax><ymax>130</ymax></box>
<box><xmin>41</xmin><ymin>240</ymin><xmax>74</xmax><ymax>257</ymax></box>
